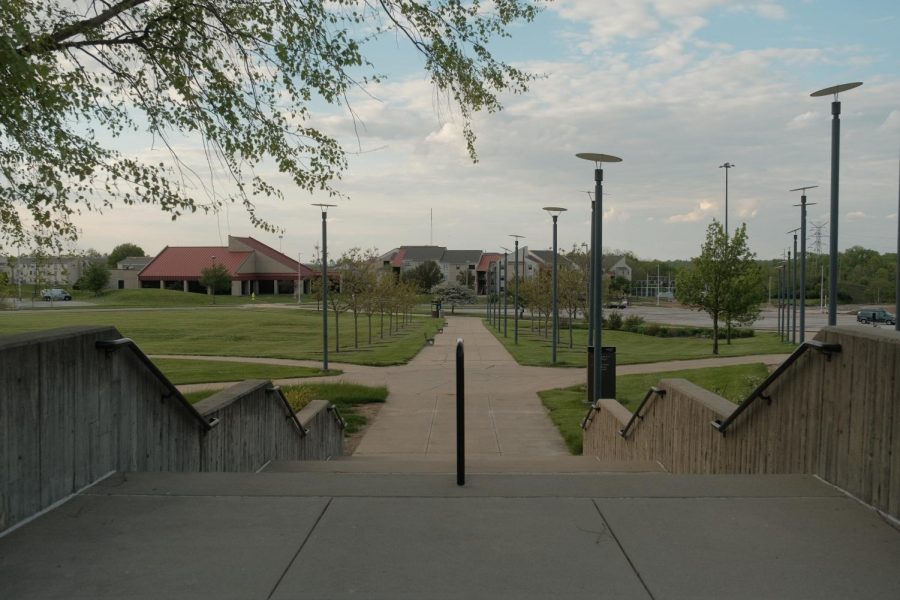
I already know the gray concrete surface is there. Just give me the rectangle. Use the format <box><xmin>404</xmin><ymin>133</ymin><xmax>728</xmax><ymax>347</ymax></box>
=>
<box><xmin>2</xmin><ymin>472</ymin><xmax>898</xmax><ymax>599</ymax></box>
<box><xmin>4</xmin><ymin>316</ymin><xmax>899</xmax><ymax>598</ymax></box>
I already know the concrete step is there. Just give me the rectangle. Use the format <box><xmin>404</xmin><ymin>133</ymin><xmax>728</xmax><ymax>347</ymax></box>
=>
<box><xmin>264</xmin><ymin>454</ymin><xmax>665</xmax><ymax>474</ymax></box>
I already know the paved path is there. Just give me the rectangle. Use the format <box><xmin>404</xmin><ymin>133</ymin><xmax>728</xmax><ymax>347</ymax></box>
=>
<box><xmin>164</xmin><ymin>317</ymin><xmax>790</xmax><ymax>460</ymax></box>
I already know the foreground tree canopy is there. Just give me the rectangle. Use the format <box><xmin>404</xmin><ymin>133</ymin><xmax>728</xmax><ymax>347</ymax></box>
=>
<box><xmin>0</xmin><ymin>0</ymin><xmax>542</xmax><ymax>251</ymax></box>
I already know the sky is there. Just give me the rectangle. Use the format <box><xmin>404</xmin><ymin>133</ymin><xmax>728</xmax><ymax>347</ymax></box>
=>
<box><xmin>70</xmin><ymin>0</ymin><xmax>899</xmax><ymax>263</ymax></box>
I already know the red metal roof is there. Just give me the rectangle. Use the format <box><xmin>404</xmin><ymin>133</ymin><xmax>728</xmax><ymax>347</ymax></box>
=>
<box><xmin>231</xmin><ymin>236</ymin><xmax>315</xmax><ymax>277</ymax></box>
<box><xmin>390</xmin><ymin>248</ymin><xmax>407</xmax><ymax>268</ymax></box>
<box><xmin>476</xmin><ymin>253</ymin><xmax>501</xmax><ymax>272</ymax></box>
<box><xmin>139</xmin><ymin>247</ymin><xmax>250</xmax><ymax>280</ymax></box>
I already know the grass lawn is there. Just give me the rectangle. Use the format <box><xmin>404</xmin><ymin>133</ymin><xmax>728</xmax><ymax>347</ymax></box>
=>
<box><xmin>153</xmin><ymin>358</ymin><xmax>334</xmax><ymax>385</ymax></box>
<box><xmin>489</xmin><ymin>320</ymin><xmax>790</xmax><ymax>367</ymax></box>
<box><xmin>539</xmin><ymin>363</ymin><xmax>769</xmax><ymax>454</ymax></box>
<box><xmin>0</xmin><ymin>307</ymin><xmax>441</xmax><ymax>366</ymax></box>
<box><xmin>68</xmin><ymin>288</ymin><xmax>299</xmax><ymax>307</ymax></box>
<box><xmin>183</xmin><ymin>382</ymin><xmax>389</xmax><ymax>435</ymax></box>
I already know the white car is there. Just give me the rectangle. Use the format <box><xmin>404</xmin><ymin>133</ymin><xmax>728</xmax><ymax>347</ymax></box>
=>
<box><xmin>41</xmin><ymin>288</ymin><xmax>72</xmax><ymax>301</ymax></box>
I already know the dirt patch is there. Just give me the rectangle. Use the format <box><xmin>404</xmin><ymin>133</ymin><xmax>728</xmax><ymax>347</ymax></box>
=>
<box><xmin>342</xmin><ymin>402</ymin><xmax>384</xmax><ymax>456</ymax></box>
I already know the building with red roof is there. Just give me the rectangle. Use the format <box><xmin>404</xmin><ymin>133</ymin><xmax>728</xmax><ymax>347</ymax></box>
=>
<box><xmin>139</xmin><ymin>236</ymin><xmax>316</xmax><ymax>296</ymax></box>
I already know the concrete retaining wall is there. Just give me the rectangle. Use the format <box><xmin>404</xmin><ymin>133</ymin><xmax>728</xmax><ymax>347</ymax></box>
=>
<box><xmin>584</xmin><ymin>326</ymin><xmax>900</xmax><ymax>518</ymax></box>
<box><xmin>0</xmin><ymin>326</ymin><xmax>343</xmax><ymax>533</ymax></box>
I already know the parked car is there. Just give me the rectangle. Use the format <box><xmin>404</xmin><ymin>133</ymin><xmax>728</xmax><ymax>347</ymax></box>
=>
<box><xmin>856</xmin><ymin>307</ymin><xmax>895</xmax><ymax>325</ymax></box>
<box><xmin>606</xmin><ymin>298</ymin><xmax>628</xmax><ymax>309</ymax></box>
<box><xmin>41</xmin><ymin>288</ymin><xmax>72</xmax><ymax>301</ymax></box>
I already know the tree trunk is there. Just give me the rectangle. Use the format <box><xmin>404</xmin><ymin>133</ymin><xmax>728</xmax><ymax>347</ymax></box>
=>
<box><xmin>380</xmin><ymin>309</ymin><xmax>384</xmax><ymax>339</ymax></box>
<box><xmin>568</xmin><ymin>313</ymin><xmax>574</xmax><ymax>348</ymax></box>
<box><xmin>353</xmin><ymin>311</ymin><xmax>359</xmax><ymax>349</ymax></box>
<box><xmin>712</xmin><ymin>315</ymin><xmax>719</xmax><ymax>355</ymax></box>
<box><xmin>335</xmin><ymin>311</ymin><xmax>340</xmax><ymax>352</ymax></box>
<box><xmin>368</xmin><ymin>314</ymin><xmax>372</xmax><ymax>344</ymax></box>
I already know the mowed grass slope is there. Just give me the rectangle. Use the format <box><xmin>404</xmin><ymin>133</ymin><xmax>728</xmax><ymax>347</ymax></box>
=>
<box><xmin>539</xmin><ymin>363</ymin><xmax>770</xmax><ymax>454</ymax></box>
<box><xmin>0</xmin><ymin>308</ymin><xmax>442</xmax><ymax>365</ymax></box>
<box><xmin>491</xmin><ymin>322</ymin><xmax>789</xmax><ymax>367</ymax></box>
<box><xmin>153</xmin><ymin>358</ymin><xmax>332</xmax><ymax>385</ymax></box>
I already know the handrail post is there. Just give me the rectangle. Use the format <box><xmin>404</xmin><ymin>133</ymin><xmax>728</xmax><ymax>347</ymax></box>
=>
<box><xmin>456</xmin><ymin>338</ymin><xmax>465</xmax><ymax>486</ymax></box>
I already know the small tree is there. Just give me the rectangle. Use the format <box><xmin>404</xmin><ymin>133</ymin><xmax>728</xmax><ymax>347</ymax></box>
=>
<box><xmin>434</xmin><ymin>285</ymin><xmax>476</xmax><ymax>315</ymax></box>
<box><xmin>401</xmin><ymin>260</ymin><xmax>443</xmax><ymax>293</ymax></box>
<box><xmin>337</xmin><ymin>248</ymin><xmax>378</xmax><ymax>349</ymax></box>
<box><xmin>82</xmin><ymin>260</ymin><xmax>110</xmax><ymax>296</ymax></box>
<box><xmin>199</xmin><ymin>263</ymin><xmax>231</xmax><ymax>303</ymax></box>
<box><xmin>455</xmin><ymin>268</ymin><xmax>474</xmax><ymax>289</ymax></box>
<box><xmin>558</xmin><ymin>266</ymin><xmax>586</xmax><ymax>348</ymax></box>
<box><xmin>0</xmin><ymin>272</ymin><xmax>13</xmax><ymax>309</ymax></box>
<box><xmin>107</xmin><ymin>243</ymin><xmax>146</xmax><ymax>267</ymax></box>
<box><xmin>676</xmin><ymin>221</ymin><xmax>760</xmax><ymax>355</ymax></box>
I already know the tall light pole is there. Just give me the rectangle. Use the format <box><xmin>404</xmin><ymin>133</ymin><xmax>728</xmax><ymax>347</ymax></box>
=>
<box><xmin>312</xmin><ymin>203</ymin><xmax>336</xmax><ymax>371</ymax></box>
<box><xmin>788</xmin><ymin>230</ymin><xmax>800</xmax><ymax>343</ymax></box>
<box><xmin>583</xmin><ymin>191</ymin><xmax>595</xmax><ymax>358</ymax></box>
<box><xmin>500</xmin><ymin>246</ymin><xmax>511</xmax><ymax>337</ymax></box>
<box><xmin>510</xmin><ymin>234</ymin><xmax>525</xmax><ymax>344</ymax></box>
<box><xmin>495</xmin><ymin>255</ymin><xmax>501</xmax><ymax>329</ymax></box>
<box><xmin>791</xmin><ymin>186</ymin><xmax>818</xmax><ymax>342</ymax></box>
<box><xmin>776</xmin><ymin>264</ymin><xmax>784</xmax><ymax>341</ymax></box>
<box><xmin>576</xmin><ymin>152</ymin><xmax>622</xmax><ymax>404</ymax></box>
<box><xmin>719</xmin><ymin>162</ymin><xmax>735</xmax><ymax>238</ymax></box>
<box><xmin>543</xmin><ymin>208</ymin><xmax>567</xmax><ymax>364</ymax></box>
<box><xmin>811</xmin><ymin>82</ymin><xmax>862</xmax><ymax>325</ymax></box>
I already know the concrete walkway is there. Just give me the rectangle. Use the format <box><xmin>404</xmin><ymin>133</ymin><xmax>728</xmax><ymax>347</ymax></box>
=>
<box><xmin>4</xmin><ymin>320</ymin><xmax>900</xmax><ymax>598</ymax></box>
<box><xmin>3</xmin><ymin>471</ymin><xmax>899</xmax><ymax>599</ymax></box>
<box><xmin>167</xmin><ymin>317</ymin><xmax>789</xmax><ymax>461</ymax></box>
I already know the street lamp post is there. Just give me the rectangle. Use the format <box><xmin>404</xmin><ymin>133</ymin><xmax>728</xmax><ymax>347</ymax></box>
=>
<box><xmin>788</xmin><ymin>230</ymin><xmax>799</xmax><ymax>343</ymax></box>
<box><xmin>811</xmin><ymin>82</ymin><xmax>862</xmax><ymax>326</ymax></box>
<box><xmin>719</xmin><ymin>162</ymin><xmax>735</xmax><ymax>238</ymax></box>
<box><xmin>543</xmin><ymin>208</ymin><xmax>567</xmax><ymax>364</ymax></box>
<box><xmin>776</xmin><ymin>264</ymin><xmax>784</xmax><ymax>341</ymax></box>
<box><xmin>576</xmin><ymin>152</ymin><xmax>622</xmax><ymax>404</ymax></box>
<box><xmin>500</xmin><ymin>247</ymin><xmax>511</xmax><ymax>337</ymax></box>
<box><xmin>791</xmin><ymin>186</ymin><xmax>818</xmax><ymax>342</ymax></box>
<box><xmin>312</xmin><ymin>203</ymin><xmax>336</xmax><ymax>371</ymax></box>
<box><xmin>583</xmin><ymin>192</ymin><xmax>595</xmax><ymax>360</ymax></box>
<box><xmin>510</xmin><ymin>235</ymin><xmax>524</xmax><ymax>344</ymax></box>
<box><xmin>495</xmin><ymin>256</ymin><xmax>501</xmax><ymax>329</ymax></box>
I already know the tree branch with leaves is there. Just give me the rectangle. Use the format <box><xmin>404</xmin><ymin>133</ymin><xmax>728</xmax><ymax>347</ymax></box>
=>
<box><xmin>1</xmin><ymin>0</ymin><xmax>543</xmax><ymax>252</ymax></box>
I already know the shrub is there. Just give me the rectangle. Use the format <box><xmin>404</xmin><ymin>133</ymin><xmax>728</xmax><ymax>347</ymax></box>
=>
<box><xmin>606</xmin><ymin>311</ymin><xmax>623</xmax><ymax>330</ymax></box>
<box><xmin>622</xmin><ymin>314</ymin><xmax>645</xmax><ymax>332</ymax></box>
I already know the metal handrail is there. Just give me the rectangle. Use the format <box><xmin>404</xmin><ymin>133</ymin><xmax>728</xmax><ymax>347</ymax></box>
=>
<box><xmin>619</xmin><ymin>387</ymin><xmax>666</xmax><ymax>438</ymax></box>
<box><xmin>266</xmin><ymin>385</ymin><xmax>309</xmax><ymax>437</ymax></box>
<box><xmin>327</xmin><ymin>404</ymin><xmax>346</xmax><ymax>430</ymax></box>
<box><xmin>712</xmin><ymin>340</ymin><xmax>841</xmax><ymax>435</ymax></box>
<box><xmin>95</xmin><ymin>338</ymin><xmax>214</xmax><ymax>432</ymax></box>
<box><xmin>581</xmin><ymin>402</ymin><xmax>597</xmax><ymax>430</ymax></box>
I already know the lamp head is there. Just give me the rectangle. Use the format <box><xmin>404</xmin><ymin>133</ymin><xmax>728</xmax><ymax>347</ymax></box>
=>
<box><xmin>543</xmin><ymin>206</ymin><xmax>568</xmax><ymax>218</ymax></box>
<box><xmin>576</xmin><ymin>153</ymin><xmax>622</xmax><ymax>166</ymax></box>
<box><xmin>810</xmin><ymin>82</ymin><xmax>863</xmax><ymax>100</ymax></box>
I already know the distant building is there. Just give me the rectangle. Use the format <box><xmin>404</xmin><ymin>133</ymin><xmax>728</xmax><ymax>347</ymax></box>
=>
<box><xmin>380</xmin><ymin>246</ymin><xmax>481</xmax><ymax>290</ymax></box>
<box><xmin>603</xmin><ymin>256</ymin><xmax>632</xmax><ymax>281</ymax></box>
<box><xmin>108</xmin><ymin>256</ymin><xmax>154</xmax><ymax>290</ymax></box>
<box><xmin>0</xmin><ymin>253</ymin><xmax>96</xmax><ymax>288</ymax></box>
<box><xmin>139</xmin><ymin>236</ymin><xmax>316</xmax><ymax>295</ymax></box>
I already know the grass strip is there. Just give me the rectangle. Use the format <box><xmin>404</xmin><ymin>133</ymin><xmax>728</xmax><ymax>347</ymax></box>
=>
<box><xmin>154</xmin><ymin>358</ymin><xmax>333</xmax><ymax>385</ymax></box>
<box><xmin>490</xmin><ymin>320</ymin><xmax>789</xmax><ymax>367</ymax></box>
<box><xmin>0</xmin><ymin>308</ymin><xmax>441</xmax><ymax>366</ymax></box>
<box><xmin>538</xmin><ymin>363</ymin><xmax>769</xmax><ymax>455</ymax></box>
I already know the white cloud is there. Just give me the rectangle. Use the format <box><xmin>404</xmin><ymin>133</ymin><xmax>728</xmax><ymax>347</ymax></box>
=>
<box><xmin>846</xmin><ymin>211</ymin><xmax>867</xmax><ymax>220</ymax></box>
<box><xmin>787</xmin><ymin>111</ymin><xmax>818</xmax><ymax>130</ymax></box>
<box><xmin>880</xmin><ymin>109</ymin><xmax>900</xmax><ymax>132</ymax></box>
<box><xmin>668</xmin><ymin>200</ymin><xmax>718</xmax><ymax>223</ymax></box>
